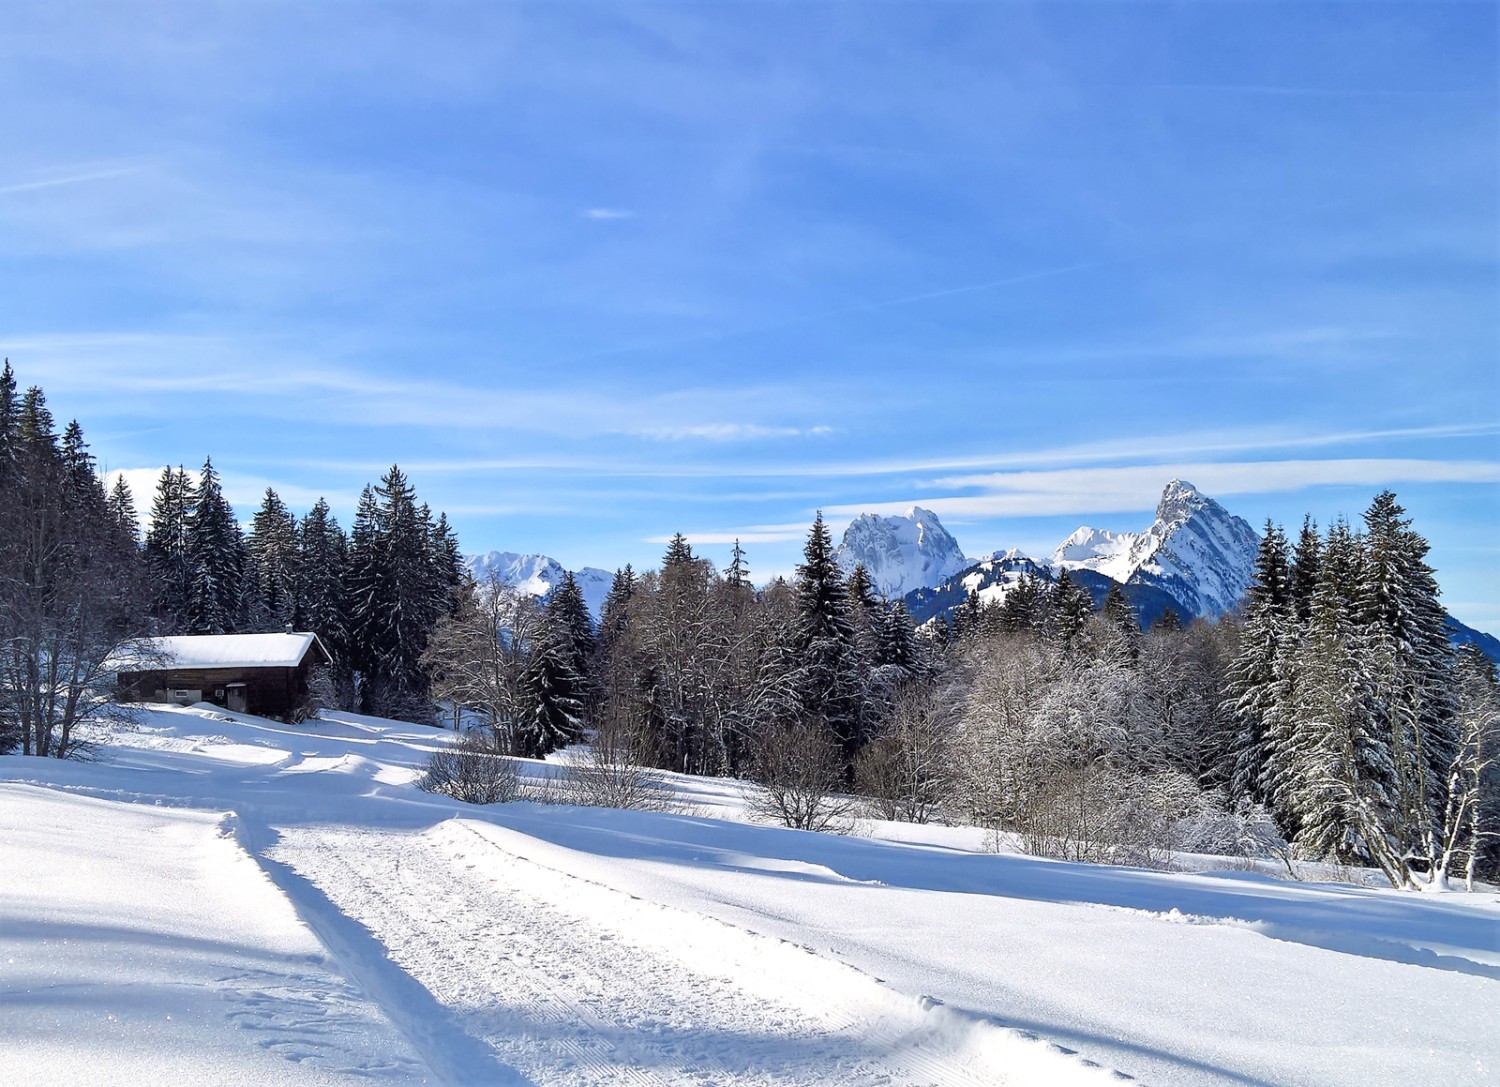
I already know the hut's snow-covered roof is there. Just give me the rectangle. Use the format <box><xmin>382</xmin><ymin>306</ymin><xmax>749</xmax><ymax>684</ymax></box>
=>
<box><xmin>117</xmin><ymin>632</ymin><xmax>330</xmax><ymax>671</ymax></box>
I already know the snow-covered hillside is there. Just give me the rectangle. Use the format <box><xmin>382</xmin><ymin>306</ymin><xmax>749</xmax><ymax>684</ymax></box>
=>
<box><xmin>4</xmin><ymin>706</ymin><xmax>1497</xmax><ymax>1087</ymax></box>
<box><xmin>1051</xmin><ymin>479</ymin><xmax>1260</xmax><ymax>617</ymax></box>
<box><xmin>466</xmin><ymin>551</ymin><xmax>613</xmax><ymax>619</ymax></box>
<box><xmin>834</xmin><ymin>507</ymin><xmax>968</xmax><ymax>599</ymax></box>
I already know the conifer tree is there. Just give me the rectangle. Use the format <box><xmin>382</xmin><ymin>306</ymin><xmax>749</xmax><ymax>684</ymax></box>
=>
<box><xmin>724</xmin><ymin>539</ymin><xmax>750</xmax><ymax>590</ymax></box>
<box><xmin>1102</xmin><ymin>581</ymin><xmax>1140</xmax><ymax>639</ymax></box>
<box><xmin>661</xmin><ymin>532</ymin><xmax>694</xmax><ymax>569</ymax></box>
<box><xmin>1361</xmin><ymin>491</ymin><xmax>1458</xmax><ymax>876</ymax></box>
<box><xmin>1284</xmin><ymin>526</ymin><xmax>1398</xmax><ymax>875</ymax></box>
<box><xmin>185</xmin><ymin>457</ymin><xmax>246</xmax><ymax>635</ymax></box>
<box><xmin>430</xmin><ymin>511</ymin><xmax>467</xmax><ymax>613</ymax></box>
<box><xmin>144</xmin><ymin>466</ymin><xmax>192</xmax><ymax>631</ymax></box>
<box><xmin>297</xmin><ymin>497</ymin><xmax>353</xmax><ymax>706</ymax></box>
<box><xmin>247</xmin><ymin>487</ymin><xmax>300</xmax><ymax>630</ymax></box>
<box><xmin>357</xmin><ymin>466</ymin><xmax>440</xmax><ymax>719</ymax></box>
<box><xmin>1289</xmin><ymin>515</ymin><xmax>1321</xmax><ymax>622</ymax></box>
<box><xmin>1000</xmin><ymin>571</ymin><xmax>1045</xmax><ymax>633</ymax></box>
<box><xmin>1229</xmin><ymin>522</ymin><xmax>1293</xmax><ymax>808</ymax></box>
<box><xmin>546</xmin><ymin>570</ymin><xmax>597</xmax><ymax>706</ymax></box>
<box><xmin>1045</xmin><ymin>568</ymin><xmax>1093</xmax><ymax>648</ymax></box>
<box><xmin>1153</xmin><ymin>606</ymin><xmax>1182</xmax><ymax>632</ymax></box>
<box><xmin>106</xmin><ymin>476</ymin><xmax>139</xmax><ymax>549</ymax></box>
<box><xmin>0</xmin><ymin>360</ymin><xmax>15</xmax><ymax>484</ymax></box>
<box><xmin>793</xmin><ymin>513</ymin><xmax>864</xmax><ymax>760</ymax></box>
<box><xmin>600</xmin><ymin>564</ymin><xmax>636</xmax><ymax>649</ymax></box>
<box><xmin>519</xmin><ymin>615</ymin><xmax>585</xmax><ymax>757</ymax></box>
<box><xmin>345</xmin><ymin>485</ymin><xmax>385</xmax><ymax>697</ymax></box>
<box><xmin>0</xmin><ymin>375</ymin><xmax>145</xmax><ymax>757</ymax></box>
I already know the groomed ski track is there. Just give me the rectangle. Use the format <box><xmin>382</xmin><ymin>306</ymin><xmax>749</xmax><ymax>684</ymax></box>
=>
<box><xmin>253</xmin><ymin>816</ymin><xmax>1124</xmax><ymax>1087</ymax></box>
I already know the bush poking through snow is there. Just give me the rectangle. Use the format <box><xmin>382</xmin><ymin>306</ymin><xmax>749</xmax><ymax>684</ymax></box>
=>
<box><xmin>558</xmin><ymin>726</ymin><xmax>674</xmax><ymax>811</ymax></box>
<box><xmin>419</xmin><ymin>729</ymin><xmax>521</xmax><ymax>805</ymax></box>
<box><xmin>855</xmin><ymin>684</ymin><xmax>955</xmax><ymax>824</ymax></box>
<box><xmin>747</xmin><ymin>723</ymin><xmax>855</xmax><ymax>833</ymax></box>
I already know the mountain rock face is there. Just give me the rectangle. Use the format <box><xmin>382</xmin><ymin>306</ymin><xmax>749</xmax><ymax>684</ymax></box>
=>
<box><xmin>465</xmin><ymin>551</ymin><xmax>614</xmax><ymax>619</ymax></box>
<box><xmin>834</xmin><ymin>507</ymin><xmax>968</xmax><ymax>599</ymax></box>
<box><xmin>1051</xmin><ymin>479</ymin><xmax>1260</xmax><ymax>618</ymax></box>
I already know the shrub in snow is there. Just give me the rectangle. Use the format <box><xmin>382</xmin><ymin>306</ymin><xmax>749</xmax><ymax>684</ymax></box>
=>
<box><xmin>557</xmin><ymin>724</ymin><xmax>674</xmax><ymax>811</ymax></box>
<box><xmin>855</xmin><ymin>683</ymin><xmax>955</xmax><ymax>824</ymax></box>
<box><xmin>419</xmin><ymin>729</ymin><xmax>521</xmax><ymax>805</ymax></box>
<box><xmin>747</xmin><ymin>722</ymin><xmax>855</xmax><ymax>833</ymax></box>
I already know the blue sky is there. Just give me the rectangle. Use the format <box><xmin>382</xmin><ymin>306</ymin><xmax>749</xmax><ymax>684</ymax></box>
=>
<box><xmin>3</xmin><ymin>2</ymin><xmax>1497</xmax><ymax>630</ymax></box>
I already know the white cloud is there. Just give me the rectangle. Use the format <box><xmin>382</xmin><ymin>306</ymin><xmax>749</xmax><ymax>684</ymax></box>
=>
<box><xmin>632</xmin><ymin>423</ymin><xmax>832</xmax><ymax>442</ymax></box>
<box><xmin>582</xmin><ymin>207</ymin><xmax>636</xmax><ymax>220</ymax></box>
<box><xmin>646</xmin><ymin>521</ymin><xmax>814</xmax><ymax>546</ymax></box>
<box><xmin>826</xmin><ymin>459</ymin><xmax>1500</xmax><ymax>520</ymax></box>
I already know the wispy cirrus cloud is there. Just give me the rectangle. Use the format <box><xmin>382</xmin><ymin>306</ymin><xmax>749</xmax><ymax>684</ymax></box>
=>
<box><xmin>0</xmin><ymin>165</ymin><xmax>151</xmax><ymax>198</ymax></box>
<box><xmin>646</xmin><ymin>522</ymin><xmax>811</xmax><ymax>546</ymax></box>
<box><xmin>581</xmin><ymin>207</ymin><xmax>636</xmax><ymax>220</ymax></box>
<box><xmin>3</xmin><ymin>330</ymin><xmax>837</xmax><ymax>442</ymax></box>
<box><xmin>632</xmin><ymin>423</ymin><xmax>833</xmax><ymax>442</ymax></box>
<box><xmin>826</xmin><ymin>459</ymin><xmax>1500</xmax><ymax>521</ymax></box>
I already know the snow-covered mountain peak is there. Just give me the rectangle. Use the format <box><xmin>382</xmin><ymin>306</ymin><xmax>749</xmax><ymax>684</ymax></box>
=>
<box><xmin>1050</xmin><ymin>527</ymin><xmax>1137</xmax><ymax>582</ymax></box>
<box><xmin>465</xmin><ymin>551</ymin><xmax>614</xmax><ymax>619</ymax></box>
<box><xmin>1047</xmin><ymin>480</ymin><xmax>1260</xmax><ymax>618</ymax></box>
<box><xmin>1155</xmin><ymin>478</ymin><xmax>1210</xmax><ymax>526</ymax></box>
<box><xmin>834</xmin><ymin>508</ymin><xmax>967</xmax><ymax>600</ymax></box>
<box><xmin>981</xmin><ymin>546</ymin><xmax>1034</xmax><ymax>565</ymax></box>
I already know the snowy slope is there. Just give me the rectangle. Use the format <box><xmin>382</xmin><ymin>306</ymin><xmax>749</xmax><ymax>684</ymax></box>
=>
<box><xmin>4</xmin><ymin>706</ymin><xmax>1498</xmax><ymax>1087</ymax></box>
<box><xmin>466</xmin><ymin>551</ymin><xmax>614</xmax><ymax>619</ymax></box>
<box><xmin>1051</xmin><ymin>479</ymin><xmax>1259</xmax><ymax>618</ymax></box>
<box><xmin>834</xmin><ymin>507</ymin><xmax>968</xmax><ymax>599</ymax></box>
<box><xmin>0</xmin><ymin>784</ymin><xmax>428</xmax><ymax>1086</ymax></box>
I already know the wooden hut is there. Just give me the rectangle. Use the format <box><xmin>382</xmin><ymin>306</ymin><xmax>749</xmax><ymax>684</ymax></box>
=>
<box><xmin>114</xmin><ymin>632</ymin><xmax>332</xmax><ymax>721</ymax></box>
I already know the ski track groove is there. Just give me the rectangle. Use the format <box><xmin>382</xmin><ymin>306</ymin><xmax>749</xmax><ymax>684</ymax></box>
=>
<box><xmin>269</xmin><ymin>820</ymin><xmax>1006</xmax><ymax>1087</ymax></box>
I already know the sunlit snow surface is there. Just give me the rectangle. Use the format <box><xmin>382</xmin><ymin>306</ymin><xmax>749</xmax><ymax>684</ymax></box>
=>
<box><xmin>3</xmin><ymin>706</ymin><xmax>1497</xmax><ymax>1086</ymax></box>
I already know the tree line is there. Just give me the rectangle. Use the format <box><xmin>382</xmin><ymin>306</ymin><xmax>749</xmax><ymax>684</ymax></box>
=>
<box><xmin>430</xmin><ymin>498</ymin><xmax>1497</xmax><ymax>889</ymax></box>
<box><xmin>0</xmin><ymin>363</ymin><xmax>465</xmax><ymax>750</ymax></box>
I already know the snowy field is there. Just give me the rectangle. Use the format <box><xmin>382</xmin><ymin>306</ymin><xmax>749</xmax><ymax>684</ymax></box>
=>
<box><xmin>2</xmin><ymin>706</ymin><xmax>1497</xmax><ymax>1086</ymax></box>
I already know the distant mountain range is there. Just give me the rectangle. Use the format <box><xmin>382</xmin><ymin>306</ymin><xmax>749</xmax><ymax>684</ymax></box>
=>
<box><xmin>464</xmin><ymin>480</ymin><xmax>1497</xmax><ymax>659</ymax></box>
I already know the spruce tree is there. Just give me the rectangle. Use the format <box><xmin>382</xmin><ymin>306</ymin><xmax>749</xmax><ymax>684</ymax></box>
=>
<box><xmin>601</xmin><ymin>564</ymin><xmax>636</xmax><ymax>649</ymax></box>
<box><xmin>1102</xmin><ymin>581</ymin><xmax>1140</xmax><ymax>639</ymax></box>
<box><xmin>1000</xmin><ymin>571</ymin><xmax>1044</xmax><ymax>633</ymax></box>
<box><xmin>1282</xmin><ymin>522</ymin><xmax>1400</xmax><ymax>876</ymax></box>
<box><xmin>107</xmin><ymin>476</ymin><xmax>139</xmax><ymax>549</ymax></box>
<box><xmin>662</xmin><ymin>532</ymin><xmax>694</xmax><ymax>570</ymax></box>
<box><xmin>185</xmin><ymin>457</ymin><xmax>246</xmax><ymax>635</ymax></box>
<box><xmin>0</xmin><ymin>360</ymin><xmax>15</xmax><ymax>485</ymax></box>
<box><xmin>247</xmin><ymin>487</ymin><xmax>300</xmax><ymax>630</ymax></box>
<box><xmin>358</xmin><ymin>466</ymin><xmax>439</xmax><ymax>720</ymax></box>
<box><xmin>793</xmin><ymin>513</ymin><xmax>864</xmax><ymax>761</ymax></box>
<box><xmin>1361</xmin><ymin>491</ymin><xmax>1458</xmax><ymax>876</ymax></box>
<box><xmin>297</xmin><ymin>497</ymin><xmax>353</xmax><ymax>706</ymax></box>
<box><xmin>1289</xmin><ymin>515</ymin><xmax>1321</xmax><ymax>622</ymax></box>
<box><xmin>1045</xmin><ymin>568</ymin><xmax>1092</xmax><ymax>648</ymax></box>
<box><xmin>724</xmin><ymin>539</ymin><xmax>750</xmax><ymax>590</ymax></box>
<box><xmin>144</xmin><ymin>466</ymin><xmax>192</xmax><ymax>631</ymax></box>
<box><xmin>345</xmin><ymin>485</ymin><xmax>386</xmax><ymax>701</ymax></box>
<box><xmin>1229</xmin><ymin>522</ymin><xmax>1292</xmax><ymax>809</ymax></box>
<box><xmin>519</xmin><ymin>615</ymin><xmax>585</xmax><ymax>757</ymax></box>
<box><xmin>547</xmin><ymin>570</ymin><xmax>597</xmax><ymax>705</ymax></box>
